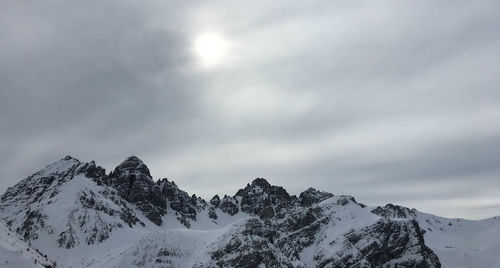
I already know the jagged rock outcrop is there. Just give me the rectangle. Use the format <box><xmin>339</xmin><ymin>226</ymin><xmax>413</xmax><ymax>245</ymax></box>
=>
<box><xmin>372</xmin><ymin>203</ymin><xmax>417</xmax><ymax>219</ymax></box>
<box><xmin>81</xmin><ymin>160</ymin><xmax>107</xmax><ymax>183</ymax></box>
<box><xmin>299</xmin><ymin>187</ymin><xmax>334</xmax><ymax>206</ymax></box>
<box><xmin>157</xmin><ymin>178</ymin><xmax>204</xmax><ymax>227</ymax></box>
<box><xmin>208</xmin><ymin>218</ymin><xmax>290</xmax><ymax>267</ymax></box>
<box><xmin>315</xmin><ymin>219</ymin><xmax>440</xmax><ymax>267</ymax></box>
<box><xmin>210</xmin><ymin>195</ymin><xmax>221</xmax><ymax>207</ymax></box>
<box><xmin>219</xmin><ymin>195</ymin><xmax>239</xmax><ymax>216</ymax></box>
<box><xmin>235</xmin><ymin>178</ymin><xmax>295</xmax><ymax>217</ymax></box>
<box><xmin>273</xmin><ymin>205</ymin><xmax>329</xmax><ymax>262</ymax></box>
<box><xmin>108</xmin><ymin>156</ymin><xmax>166</xmax><ymax>225</ymax></box>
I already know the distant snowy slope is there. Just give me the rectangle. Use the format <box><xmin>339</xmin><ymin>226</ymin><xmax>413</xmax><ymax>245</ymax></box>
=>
<box><xmin>0</xmin><ymin>221</ymin><xmax>53</xmax><ymax>268</ymax></box>
<box><xmin>416</xmin><ymin>212</ymin><xmax>500</xmax><ymax>268</ymax></box>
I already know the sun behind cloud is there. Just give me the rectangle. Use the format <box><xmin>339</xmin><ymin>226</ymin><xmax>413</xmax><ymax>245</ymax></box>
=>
<box><xmin>192</xmin><ymin>32</ymin><xmax>229</xmax><ymax>69</ymax></box>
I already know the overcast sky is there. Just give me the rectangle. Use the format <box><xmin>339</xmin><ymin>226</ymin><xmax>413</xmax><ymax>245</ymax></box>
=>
<box><xmin>1</xmin><ymin>0</ymin><xmax>499</xmax><ymax>219</ymax></box>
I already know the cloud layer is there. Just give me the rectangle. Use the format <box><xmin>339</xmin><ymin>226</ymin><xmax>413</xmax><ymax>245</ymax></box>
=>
<box><xmin>1</xmin><ymin>0</ymin><xmax>499</xmax><ymax>219</ymax></box>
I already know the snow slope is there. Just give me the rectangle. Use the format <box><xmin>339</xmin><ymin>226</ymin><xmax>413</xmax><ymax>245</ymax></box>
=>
<box><xmin>416</xmin><ymin>212</ymin><xmax>500</xmax><ymax>268</ymax></box>
<box><xmin>0</xmin><ymin>221</ymin><xmax>53</xmax><ymax>268</ymax></box>
<box><xmin>0</xmin><ymin>155</ymin><xmax>498</xmax><ymax>267</ymax></box>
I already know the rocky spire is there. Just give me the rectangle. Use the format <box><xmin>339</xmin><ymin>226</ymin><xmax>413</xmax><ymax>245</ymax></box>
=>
<box><xmin>111</xmin><ymin>156</ymin><xmax>152</xmax><ymax>178</ymax></box>
<box><xmin>108</xmin><ymin>156</ymin><xmax>165</xmax><ymax>226</ymax></box>
<box><xmin>235</xmin><ymin>178</ymin><xmax>294</xmax><ymax>218</ymax></box>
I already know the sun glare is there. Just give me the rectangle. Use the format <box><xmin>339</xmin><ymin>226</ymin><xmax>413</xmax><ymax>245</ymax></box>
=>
<box><xmin>193</xmin><ymin>32</ymin><xmax>228</xmax><ymax>68</ymax></box>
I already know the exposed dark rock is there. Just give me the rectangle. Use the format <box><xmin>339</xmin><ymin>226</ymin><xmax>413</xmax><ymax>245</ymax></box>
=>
<box><xmin>18</xmin><ymin>210</ymin><xmax>46</xmax><ymax>241</ymax></box>
<box><xmin>299</xmin><ymin>188</ymin><xmax>334</xmax><ymax>206</ymax></box>
<box><xmin>208</xmin><ymin>207</ymin><xmax>218</xmax><ymax>220</ymax></box>
<box><xmin>235</xmin><ymin>178</ymin><xmax>293</xmax><ymax>216</ymax></box>
<box><xmin>77</xmin><ymin>188</ymin><xmax>143</xmax><ymax>234</ymax></box>
<box><xmin>79</xmin><ymin>161</ymin><xmax>106</xmax><ymax>182</ymax></box>
<box><xmin>107</xmin><ymin>156</ymin><xmax>153</xmax><ymax>201</ymax></box>
<box><xmin>274</xmin><ymin>206</ymin><xmax>329</xmax><ymax>262</ymax></box>
<box><xmin>315</xmin><ymin>219</ymin><xmax>440</xmax><ymax>267</ymax></box>
<box><xmin>209</xmin><ymin>218</ymin><xmax>290</xmax><ymax>267</ymax></box>
<box><xmin>210</xmin><ymin>195</ymin><xmax>221</xmax><ymax>207</ymax></box>
<box><xmin>335</xmin><ymin>195</ymin><xmax>360</xmax><ymax>206</ymax></box>
<box><xmin>260</xmin><ymin>206</ymin><xmax>275</xmax><ymax>219</ymax></box>
<box><xmin>58</xmin><ymin>225</ymin><xmax>77</xmax><ymax>249</ymax></box>
<box><xmin>219</xmin><ymin>195</ymin><xmax>239</xmax><ymax>216</ymax></box>
<box><xmin>108</xmin><ymin>156</ymin><xmax>166</xmax><ymax>226</ymax></box>
<box><xmin>372</xmin><ymin>203</ymin><xmax>417</xmax><ymax>219</ymax></box>
<box><xmin>157</xmin><ymin>178</ymin><xmax>200</xmax><ymax>227</ymax></box>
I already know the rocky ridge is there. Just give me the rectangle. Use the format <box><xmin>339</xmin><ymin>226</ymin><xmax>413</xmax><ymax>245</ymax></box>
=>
<box><xmin>0</xmin><ymin>155</ymin><xmax>496</xmax><ymax>267</ymax></box>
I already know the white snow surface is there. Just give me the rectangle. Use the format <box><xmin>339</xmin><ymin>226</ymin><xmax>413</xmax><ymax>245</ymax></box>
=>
<box><xmin>0</xmin><ymin>157</ymin><xmax>499</xmax><ymax>267</ymax></box>
<box><xmin>0</xmin><ymin>221</ymin><xmax>52</xmax><ymax>268</ymax></box>
<box><xmin>415</xmin><ymin>211</ymin><xmax>500</xmax><ymax>268</ymax></box>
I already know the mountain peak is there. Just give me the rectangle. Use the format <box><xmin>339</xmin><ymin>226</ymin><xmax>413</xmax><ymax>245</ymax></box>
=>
<box><xmin>235</xmin><ymin>178</ymin><xmax>293</xmax><ymax>217</ymax></box>
<box><xmin>108</xmin><ymin>156</ymin><xmax>165</xmax><ymax>225</ymax></box>
<box><xmin>250</xmin><ymin>178</ymin><xmax>271</xmax><ymax>188</ymax></box>
<box><xmin>62</xmin><ymin>155</ymin><xmax>78</xmax><ymax>161</ymax></box>
<box><xmin>299</xmin><ymin>187</ymin><xmax>334</xmax><ymax>206</ymax></box>
<box><xmin>123</xmin><ymin>155</ymin><xmax>143</xmax><ymax>163</ymax></box>
<box><xmin>114</xmin><ymin>155</ymin><xmax>151</xmax><ymax>178</ymax></box>
<box><xmin>29</xmin><ymin>155</ymin><xmax>82</xmax><ymax>179</ymax></box>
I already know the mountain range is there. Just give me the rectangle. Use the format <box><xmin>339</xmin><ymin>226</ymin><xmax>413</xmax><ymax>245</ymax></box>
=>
<box><xmin>0</xmin><ymin>155</ymin><xmax>498</xmax><ymax>267</ymax></box>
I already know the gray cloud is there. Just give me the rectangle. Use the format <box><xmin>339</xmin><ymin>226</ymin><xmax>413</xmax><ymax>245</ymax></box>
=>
<box><xmin>1</xmin><ymin>0</ymin><xmax>499</xmax><ymax>219</ymax></box>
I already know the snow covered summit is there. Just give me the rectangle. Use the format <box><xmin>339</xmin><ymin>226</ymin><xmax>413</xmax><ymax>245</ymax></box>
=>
<box><xmin>0</xmin><ymin>156</ymin><xmax>498</xmax><ymax>267</ymax></box>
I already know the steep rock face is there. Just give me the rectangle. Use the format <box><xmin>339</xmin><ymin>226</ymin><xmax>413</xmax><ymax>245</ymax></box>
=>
<box><xmin>108</xmin><ymin>156</ymin><xmax>166</xmax><ymax>225</ymax></box>
<box><xmin>157</xmin><ymin>179</ymin><xmax>205</xmax><ymax>228</ymax></box>
<box><xmin>273</xmin><ymin>205</ymin><xmax>329</xmax><ymax>262</ymax></box>
<box><xmin>108</xmin><ymin>156</ymin><xmax>153</xmax><ymax>200</ymax></box>
<box><xmin>209</xmin><ymin>195</ymin><xmax>221</xmax><ymax>207</ymax></box>
<box><xmin>81</xmin><ymin>160</ymin><xmax>107</xmax><ymax>183</ymax></box>
<box><xmin>299</xmin><ymin>188</ymin><xmax>334</xmax><ymax>207</ymax></box>
<box><xmin>219</xmin><ymin>195</ymin><xmax>239</xmax><ymax>216</ymax></box>
<box><xmin>315</xmin><ymin>219</ymin><xmax>440</xmax><ymax>267</ymax></box>
<box><xmin>235</xmin><ymin>178</ymin><xmax>294</xmax><ymax>217</ymax></box>
<box><xmin>207</xmin><ymin>218</ymin><xmax>291</xmax><ymax>267</ymax></box>
<box><xmin>371</xmin><ymin>203</ymin><xmax>417</xmax><ymax>219</ymax></box>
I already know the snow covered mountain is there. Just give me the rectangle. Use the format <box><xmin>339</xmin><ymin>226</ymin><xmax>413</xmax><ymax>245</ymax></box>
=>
<box><xmin>0</xmin><ymin>156</ymin><xmax>498</xmax><ymax>267</ymax></box>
